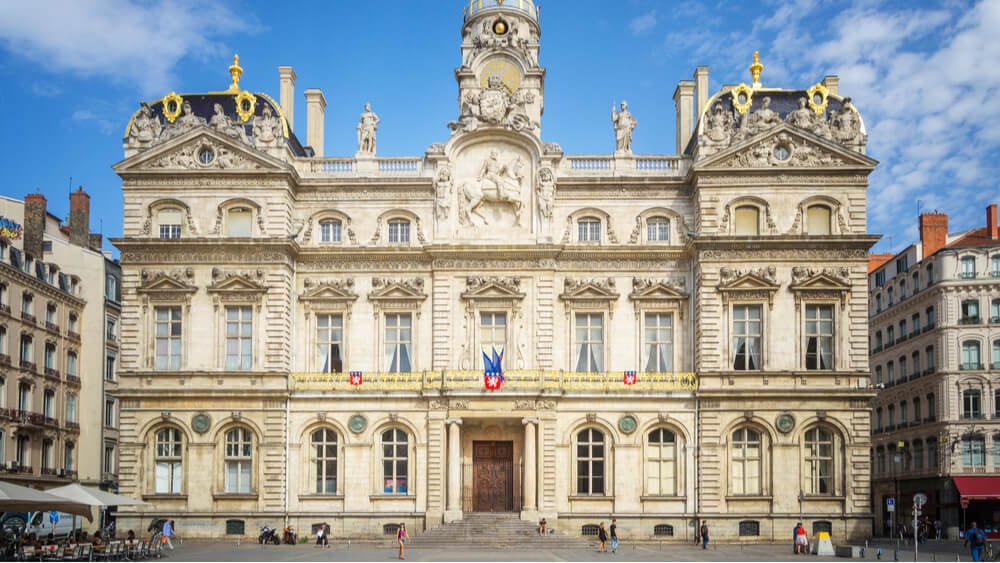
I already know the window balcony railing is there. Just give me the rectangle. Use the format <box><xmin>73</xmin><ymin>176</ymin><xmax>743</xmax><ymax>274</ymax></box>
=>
<box><xmin>910</xmin><ymin>331</ymin><xmax>920</xmax><ymax>339</ymax></box>
<box><xmin>19</xmin><ymin>360</ymin><xmax>36</xmax><ymax>373</ymax></box>
<box><xmin>991</xmin><ymin>316</ymin><xmax>1000</xmax><ymax>324</ymax></box>
<box><xmin>11</xmin><ymin>410</ymin><xmax>46</xmax><ymax>427</ymax></box>
<box><xmin>65</xmin><ymin>374</ymin><xmax>80</xmax><ymax>385</ymax></box>
<box><xmin>65</xmin><ymin>421</ymin><xmax>79</xmax><ymax>431</ymax></box>
<box><xmin>44</xmin><ymin>321</ymin><xmax>59</xmax><ymax>333</ymax></box>
<box><xmin>992</xmin><ymin>270</ymin><xmax>1000</xmax><ymax>278</ymax></box>
<box><xmin>0</xmin><ymin>303</ymin><xmax>9</xmax><ymax>315</ymax></box>
<box><xmin>960</xmin><ymin>272</ymin><xmax>977</xmax><ymax>279</ymax></box>
<box><xmin>291</xmin><ymin>370</ymin><xmax>699</xmax><ymax>393</ymax></box>
<box><xmin>43</xmin><ymin>367</ymin><xmax>59</xmax><ymax>379</ymax></box>
<box><xmin>66</xmin><ymin>331</ymin><xmax>80</xmax><ymax>341</ymax></box>
<box><xmin>20</xmin><ymin>312</ymin><xmax>35</xmax><ymax>324</ymax></box>
<box><xmin>960</xmin><ymin>316</ymin><xmax>981</xmax><ymax>325</ymax></box>
<box><xmin>924</xmin><ymin>415</ymin><xmax>937</xmax><ymax>423</ymax></box>
<box><xmin>961</xmin><ymin>363</ymin><xmax>985</xmax><ymax>371</ymax></box>
<box><xmin>40</xmin><ymin>467</ymin><xmax>57</xmax><ymax>476</ymax></box>
<box><xmin>993</xmin><ymin>362</ymin><xmax>1000</xmax><ymax>370</ymax></box>
<box><xmin>923</xmin><ymin>367</ymin><xmax>936</xmax><ymax>375</ymax></box>
<box><xmin>0</xmin><ymin>353</ymin><xmax>9</xmax><ymax>367</ymax></box>
<box><xmin>897</xmin><ymin>335</ymin><xmax>908</xmax><ymax>344</ymax></box>
<box><xmin>13</xmin><ymin>465</ymin><xmax>33</xmax><ymax>474</ymax></box>
<box><xmin>925</xmin><ymin>321</ymin><xmax>936</xmax><ymax>331</ymax></box>
<box><xmin>872</xmin><ymin>345</ymin><xmax>883</xmax><ymax>354</ymax></box>
<box><xmin>961</xmin><ymin>413</ymin><xmax>985</xmax><ymax>420</ymax></box>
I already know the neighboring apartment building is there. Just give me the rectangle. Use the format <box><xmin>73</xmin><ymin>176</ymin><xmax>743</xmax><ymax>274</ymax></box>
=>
<box><xmin>113</xmin><ymin>0</ymin><xmax>878</xmax><ymax>542</ymax></box>
<box><xmin>0</xmin><ymin>189</ymin><xmax>119</xmax><ymax>493</ymax></box>
<box><xmin>869</xmin><ymin>204</ymin><xmax>1000</xmax><ymax>537</ymax></box>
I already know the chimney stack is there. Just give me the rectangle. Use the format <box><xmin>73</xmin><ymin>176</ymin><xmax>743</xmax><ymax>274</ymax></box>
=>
<box><xmin>304</xmin><ymin>88</ymin><xmax>326</xmax><ymax>157</ymax></box>
<box><xmin>988</xmin><ymin>203</ymin><xmax>998</xmax><ymax>240</ymax></box>
<box><xmin>673</xmin><ymin>80</ymin><xmax>695</xmax><ymax>154</ymax></box>
<box><xmin>694</xmin><ymin>66</ymin><xmax>710</xmax><ymax>124</ymax></box>
<box><xmin>68</xmin><ymin>186</ymin><xmax>91</xmax><ymax>249</ymax></box>
<box><xmin>822</xmin><ymin>75</ymin><xmax>839</xmax><ymax>97</ymax></box>
<box><xmin>919</xmin><ymin>212</ymin><xmax>948</xmax><ymax>259</ymax></box>
<box><xmin>278</xmin><ymin>66</ymin><xmax>296</xmax><ymax>128</ymax></box>
<box><xmin>23</xmin><ymin>193</ymin><xmax>46</xmax><ymax>260</ymax></box>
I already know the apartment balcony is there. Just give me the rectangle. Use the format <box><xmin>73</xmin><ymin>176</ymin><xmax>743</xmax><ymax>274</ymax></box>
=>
<box><xmin>43</xmin><ymin>367</ymin><xmax>60</xmax><ymax>380</ymax></box>
<box><xmin>66</xmin><ymin>331</ymin><xmax>80</xmax><ymax>342</ymax></box>
<box><xmin>925</xmin><ymin>321</ymin><xmax>936</xmax><ymax>331</ymax></box>
<box><xmin>11</xmin><ymin>410</ymin><xmax>46</xmax><ymax>428</ymax></box>
<box><xmin>20</xmin><ymin>312</ymin><xmax>35</xmax><ymax>324</ymax></box>
<box><xmin>19</xmin><ymin>360</ymin><xmax>36</xmax><ymax>373</ymax></box>
<box><xmin>43</xmin><ymin>416</ymin><xmax>59</xmax><ymax>428</ymax></box>
<box><xmin>960</xmin><ymin>363</ymin><xmax>985</xmax><ymax>371</ymax></box>
<box><xmin>65</xmin><ymin>421</ymin><xmax>79</xmax><ymax>432</ymax></box>
<box><xmin>11</xmin><ymin>464</ymin><xmax>33</xmax><ymax>475</ymax></box>
<box><xmin>961</xmin><ymin>413</ymin><xmax>985</xmax><ymax>421</ymax></box>
<box><xmin>960</xmin><ymin>316</ymin><xmax>981</xmax><ymax>325</ymax></box>
<box><xmin>0</xmin><ymin>353</ymin><xmax>9</xmax><ymax>367</ymax></box>
<box><xmin>960</xmin><ymin>272</ymin><xmax>977</xmax><ymax>279</ymax></box>
<box><xmin>44</xmin><ymin>321</ymin><xmax>59</xmax><ymax>334</ymax></box>
<box><xmin>65</xmin><ymin>374</ymin><xmax>80</xmax><ymax>386</ymax></box>
<box><xmin>0</xmin><ymin>303</ymin><xmax>9</xmax><ymax>315</ymax></box>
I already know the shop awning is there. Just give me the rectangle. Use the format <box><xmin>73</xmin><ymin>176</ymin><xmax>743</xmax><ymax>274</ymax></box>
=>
<box><xmin>954</xmin><ymin>476</ymin><xmax>1000</xmax><ymax>500</ymax></box>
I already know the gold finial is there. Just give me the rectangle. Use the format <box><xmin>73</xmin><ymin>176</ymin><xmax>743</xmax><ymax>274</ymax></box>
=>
<box><xmin>228</xmin><ymin>54</ymin><xmax>243</xmax><ymax>92</ymax></box>
<box><xmin>749</xmin><ymin>51</ymin><xmax>763</xmax><ymax>88</ymax></box>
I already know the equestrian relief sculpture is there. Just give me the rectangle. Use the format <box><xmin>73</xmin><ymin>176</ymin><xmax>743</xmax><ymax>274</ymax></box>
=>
<box><xmin>460</xmin><ymin>150</ymin><xmax>526</xmax><ymax>227</ymax></box>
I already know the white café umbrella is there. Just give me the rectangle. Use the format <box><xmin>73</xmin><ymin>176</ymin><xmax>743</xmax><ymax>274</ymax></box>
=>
<box><xmin>46</xmin><ymin>483</ymin><xmax>147</xmax><ymax>507</ymax></box>
<box><xmin>0</xmin><ymin>480</ymin><xmax>93</xmax><ymax>521</ymax></box>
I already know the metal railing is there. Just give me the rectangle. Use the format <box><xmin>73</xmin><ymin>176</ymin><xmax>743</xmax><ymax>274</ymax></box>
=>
<box><xmin>290</xmin><ymin>370</ymin><xmax>697</xmax><ymax>392</ymax></box>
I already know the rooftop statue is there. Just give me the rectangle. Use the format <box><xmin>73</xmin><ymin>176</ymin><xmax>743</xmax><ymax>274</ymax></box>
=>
<box><xmin>612</xmin><ymin>100</ymin><xmax>637</xmax><ymax>154</ymax></box>
<box><xmin>160</xmin><ymin>101</ymin><xmax>206</xmax><ymax>142</ymax></box>
<box><xmin>745</xmin><ymin>96</ymin><xmax>781</xmax><ymax>136</ymax></box>
<box><xmin>357</xmin><ymin>102</ymin><xmax>380</xmax><ymax>155</ymax></box>
<box><xmin>252</xmin><ymin>104</ymin><xmax>283</xmax><ymax>148</ymax></box>
<box><xmin>128</xmin><ymin>103</ymin><xmax>162</xmax><ymax>147</ymax></box>
<box><xmin>209</xmin><ymin>103</ymin><xmax>249</xmax><ymax>144</ymax></box>
<box><xmin>831</xmin><ymin>97</ymin><xmax>865</xmax><ymax>148</ymax></box>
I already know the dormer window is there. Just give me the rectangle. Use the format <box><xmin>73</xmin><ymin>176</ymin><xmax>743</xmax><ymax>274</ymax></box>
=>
<box><xmin>734</xmin><ymin>206</ymin><xmax>760</xmax><ymax>236</ymax></box>
<box><xmin>961</xmin><ymin>256</ymin><xmax>977</xmax><ymax>279</ymax></box>
<box><xmin>320</xmin><ymin>219</ymin><xmax>342</xmax><ymax>243</ymax></box>
<box><xmin>578</xmin><ymin>217</ymin><xmax>601</xmax><ymax>242</ymax></box>
<box><xmin>806</xmin><ymin>205</ymin><xmax>832</xmax><ymax>235</ymax></box>
<box><xmin>647</xmin><ymin>217</ymin><xmax>670</xmax><ymax>242</ymax></box>
<box><xmin>227</xmin><ymin>208</ymin><xmax>253</xmax><ymax>237</ymax></box>
<box><xmin>158</xmin><ymin>208</ymin><xmax>182</xmax><ymax>239</ymax></box>
<box><xmin>388</xmin><ymin>219</ymin><xmax>410</xmax><ymax>244</ymax></box>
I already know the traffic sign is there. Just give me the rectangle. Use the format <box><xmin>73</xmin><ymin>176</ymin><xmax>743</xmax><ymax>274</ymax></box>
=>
<box><xmin>914</xmin><ymin>493</ymin><xmax>928</xmax><ymax>507</ymax></box>
<box><xmin>887</xmin><ymin>497</ymin><xmax>895</xmax><ymax>512</ymax></box>
<box><xmin>961</xmin><ymin>498</ymin><xmax>970</xmax><ymax>508</ymax></box>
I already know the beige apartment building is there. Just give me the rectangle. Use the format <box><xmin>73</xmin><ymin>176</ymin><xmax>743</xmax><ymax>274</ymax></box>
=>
<box><xmin>0</xmin><ymin>190</ymin><xmax>120</xmax><ymax>496</ymax></box>
<box><xmin>869</xmin><ymin>205</ymin><xmax>1000</xmax><ymax>537</ymax></box>
<box><xmin>113</xmin><ymin>0</ymin><xmax>879</xmax><ymax>541</ymax></box>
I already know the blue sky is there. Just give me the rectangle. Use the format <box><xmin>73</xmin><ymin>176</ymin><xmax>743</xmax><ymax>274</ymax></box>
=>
<box><xmin>0</xmin><ymin>0</ymin><xmax>997</xmax><ymax>254</ymax></box>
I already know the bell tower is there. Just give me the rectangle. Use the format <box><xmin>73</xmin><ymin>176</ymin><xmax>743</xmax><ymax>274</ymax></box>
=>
<box><xmin>450</xmin><ymin>0</ymin><xmax>544</xmax><ymax>137</ymax></box>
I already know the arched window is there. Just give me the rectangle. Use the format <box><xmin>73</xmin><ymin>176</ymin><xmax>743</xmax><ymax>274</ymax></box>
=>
<box><xmin>155</xmin><ymin>427</ymin><xmax>183</xmax><ymax>494</ymax></box>
<box><xmin>804</xmin><ymin>427</ymin><xmax>834</xmax><ymax>495</ymax></box>
<box><xmin>319</xmin><ymin>219</ymin><xmax>342</xmax><ymax>243</ymax></box>
<box><xmin>157</xmin><ymin>208</ymin><xmax>183</xmax><ymax>239</ymax></box>
<box><xmin>646</xmin><ymin>428</ymin><xmax>677</xmax><ymax>495</ymax></box>
<box><xmin>993</xmin><ymin>339</ymin><xmax>1000</xmax><ymax>370</ymax></box>
<box><xmin>576</xmin><ymin>428</ymin><xmax>605</xmax><ymax>495</ymax></box>
<box><xmin>961</xmin><ymin>340</ymin><xmax>982</xmax><ymax>370</ymax></box>
<box><xmin>961</xmin><ymin>255</ymin><xmax>977</xmax><ymax>279</ymax></box>
<box><xmin>963</xmin><ymin>389</ymin><xmax>982</xmax><ymax>419</ymax></box>
<box><xmin>224</xmin><ymin>427</ymin><xmax>253</xmax><ymax>493</ymax></box>
<box><xmin>806</xmin><ymin>205</ymin><xmax>832</xmax><ymax>235</ymax></box>
<box><xmin>646</xmin><ymin>217</ymin><xmax>670</xmax><ymax>242</ymax></box>
<box><xmin>734</xmin><ymin>206</ymin><xmax>760</xmax><ymax>236</ymax></box>
<box><xmin>731</xmin><ymin>427</ymin><xmax>762</xmax><ymax>495</ymax></box>
<box><xmin>227</xmin><ymin>207</ymin><xmax>253</xmax><ymax>237</ymax></box>
<box><xmin>382</xmin><ymin>428</ymin><xmax>409</xmax><ymax>494</ymax></box>
<box><xmin>578</xmin><ymin>218</ymin><xmax>601</xmax><ymax>242</ymax></box>
<box><xmin>388</xmin><ymin>219</ymin><xmax>410</xmax><ymax>244</ymax></box>
<box><xmin>312</xmin><ymin>428</ymin><xmax>338</xmax><ymax>494</ymax></box>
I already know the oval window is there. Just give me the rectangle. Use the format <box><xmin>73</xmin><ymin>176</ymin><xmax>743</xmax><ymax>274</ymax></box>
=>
<box><xmin>198</xmin><ymin>148</ymin><xmax>215</xmax><ymax>165</ymax></box>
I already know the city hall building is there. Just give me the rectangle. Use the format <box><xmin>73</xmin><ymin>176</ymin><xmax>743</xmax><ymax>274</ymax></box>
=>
<box><xmin>113</xmin><ymin>0</ymin><xmax>879</xmax><ymax>541</ymax></box>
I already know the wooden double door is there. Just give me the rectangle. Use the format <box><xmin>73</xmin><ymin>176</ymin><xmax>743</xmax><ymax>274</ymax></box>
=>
<box><xmin>472</xmin><ymin>440</ymin><xmax>515</xmax><ymax>512</ymax></box>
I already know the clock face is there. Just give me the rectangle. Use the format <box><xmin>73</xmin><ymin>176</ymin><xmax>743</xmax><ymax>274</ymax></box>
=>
<box><xmin>479</xmin><ymin>59</ymin><xmax>521</xmax><ymax>94</ymax></box>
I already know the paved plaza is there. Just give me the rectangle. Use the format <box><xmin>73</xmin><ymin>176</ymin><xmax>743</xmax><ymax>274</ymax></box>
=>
<box><xmin>157</xmin><ymin>538</ymin><xmax>978</xmax><ymax>562</ymax></box>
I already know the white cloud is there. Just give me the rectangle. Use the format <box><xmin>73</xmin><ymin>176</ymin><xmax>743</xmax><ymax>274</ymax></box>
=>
<box><xmin>72</xmin><ymin>107</ymin><xmax>116</xmax><ymax>134</ymax></box>
<box><xmin>629</xmin><ymin>10</ymin><xmax>657</xmax><ymax>35</ymax></box>
<box><xmin>31</xmin><ymin>82</ymin><xmax>61</xmax><ymax>97</ymax></box>
<box><xmin>0</xmin><ymin>0</ymin><xmax>255</xmax><ymax>96</ymax></box>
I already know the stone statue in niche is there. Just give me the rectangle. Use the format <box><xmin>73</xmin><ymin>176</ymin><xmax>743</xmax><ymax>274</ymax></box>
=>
<box><xmin>252</xmin><ymin>104</ymin><xmax>283</xmax><ymax>147</ymax></box>
<box><xmin>831</xmin><ymin>97</ymin><xmax>865</xmax><ymax>147</ymax></box>
<box><xmin>356</xmin><ymin>102</ymin><xmax>380</xmax><ymax>155</ymax></box>
<box><xmin>434</xmin><ymin>166</ymin><xmax>452</xmax><ymax>221</ymax></box>
<box><xmin>612</xmin><ymin>100</ymin><xmax>637</xmax><ymax>154</ymax></box>
<box><xmin>129</xmin><ymin>102</ymin><xmax>161</xmax><ymax>147</ymax></box>
<box><xmin>459</xmin><ymin>150</ymin><xmax>525</xmax><ymax>226</ymax></box>
<box><xmin>745</xmin><ymin>96</ymin><xmax>781</xmax><ymax>136</ymax></box>
<box><xmin>209</xmin><ymin>103</ymin><xmax>249</xmax><ymax>144</ymax></box>
<box><xmin>536</xmin><ymin>167</ymin><xmax>555</xmax><ymax>221</ymax></box>
<box><xmin>160</xmin><ymin>100</ymin><xmax>205</xmax><ymax>141</ymax></box>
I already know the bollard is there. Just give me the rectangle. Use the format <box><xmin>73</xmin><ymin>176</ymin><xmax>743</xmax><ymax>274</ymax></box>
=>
<box><xmin>235</xmin><ymin>538</ymin><xmax>240</xmax><ymax>551</ymax></box>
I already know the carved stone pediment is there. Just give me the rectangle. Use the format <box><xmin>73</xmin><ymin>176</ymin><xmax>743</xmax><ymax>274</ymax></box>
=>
<box><xmin>630</xmin><ymin>277</ymin><xmax>688</xmax><ymax>317</ymax></box>
<box><xmin>300</xmin><ymin>279</ymin><xmax>358</xmax><ymax>315</ymax></box>
<box><xmin>207</xmin><ymin>268</ymin><xmax>266</xmax><ymax>293</ymax></box>
<box><xmin>697</xmin><ymin>124</ymin><xmax>877</xmax><ymax>170</ymax></box>
<box><xmin>462</xmin><ymin>276</ymin><xmax>524</xmax><ymax>300</ymax></box>
<box><xmin>368</xmin><ymin>278</ymin><xmax>427</xmax><ymax>312</ymax></box>
<box><xmin>717</xmin><ymin>267</ymin><xmax>780</xmax><ymax>306</ymax></box>
<box><xmin>560</xmin><ymin>278</ymin><xmax>619</xmax><ymax>316</ymax></box>
<box><xmin>137</xmin><ymin>269</ymin><xmax>197</xmax><ymax>298</ymax></box>
<box><xmin>789</xmin><ymin>266</ymin><xmax>851</xmax><ymax>305</ymax></box>
<box><xmin>114</xmin><ymin>128</ymin><xmax>287</xmax><ymax>174</ymax></box>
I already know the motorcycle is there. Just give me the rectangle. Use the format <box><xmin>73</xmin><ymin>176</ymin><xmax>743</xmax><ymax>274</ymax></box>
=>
<box><xmin>282</xmin><ymin>526</ymin><xmax>297</xmax><ymax>545</ymax></box>
<box><xmin>258</xmin><ymin>526</ymin><xmax>280</xmax><ymax>545</ymax></box>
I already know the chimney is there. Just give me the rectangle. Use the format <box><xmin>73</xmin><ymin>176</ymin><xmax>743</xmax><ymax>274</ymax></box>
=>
<box><xmin>68</xmin><ymin>186</ymin><xmax>90</xmax><ymax>248</ymax></box>
<box><xmin>673</xmin><ymin>80</ymin><xmax>695</xmax><ymax>154</ymax></box>
<box><xmin>822</xmin><ymin>75</ymin><xmax>839</xmax><ymax>97</ymax></box>
<box><xmin>919</xmin><ymin>212</ymin><xmax>948</xmax><ymax>259</ymax></box>
<box><xmin>278</xmin><ymin>66</ymin><xmax>296</xmax><ymax>128</ymax></box>
<box><xmin>694</xmin><ymin>66</ymin><xmax>709</xmax><ymax>123</ymax></box>
<box><xmin>988</xmin><ymin>203</ymin><xmax>998</xmax><ymax>239</ymax></box>
<box><xmin>304</xmin><ymin>88</ymin><xmax>326</xmax><ymax>157</ymax></box>
<box><xmin>23</xmin><ymin>193</ymin><xmax>46</xmax><ymax>260</ymax></box>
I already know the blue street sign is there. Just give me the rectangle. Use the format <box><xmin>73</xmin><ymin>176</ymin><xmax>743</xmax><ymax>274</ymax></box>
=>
<box><xmin>49</xmin><ymin>511</ymin><xmax>59</xmax><ymax>525</ymax></box>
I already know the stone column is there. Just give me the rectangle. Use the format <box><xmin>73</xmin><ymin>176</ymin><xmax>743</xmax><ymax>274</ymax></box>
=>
<box><xmin>522</xmin><ymin>417</ymin><xmax>538</xmax><ymax>515</ymax></box>
<box><xmin>445</xmin><ymin>418</ymin><xmax>463</xmax><ymax>522</ymax></box>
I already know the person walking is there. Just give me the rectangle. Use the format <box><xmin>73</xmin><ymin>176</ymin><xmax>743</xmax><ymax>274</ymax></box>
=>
<box><xmin>934</xmin><ymin>518</ymin><xmax>942</xmax><ymax>541</ymax></box>
<box><xmin>794</xmin><ymin>522</ymin><xmax>809</xmax><ymax>555</ymax></box>
<box><xmin>700</xmin><ymin>521</ymin><xmax>709</xmax><ymax>550</ymax></box>
<box><xmin>160</xmin><ymin>519</ymin><xmax>174</xmax><ymax>550</ymax></box>
<box><xmin>397</xmin><ymin>523</ymin><xmax>409</xmax><ymax>560</ymax></box>
<box><xmin>965</xmin><ymin>521</ymin><xmax>986</xmax><ymax>562</ymax></box>
<box><xmin>610</xmin><ymin>519</ymin><xmax>619</xmax><ymax>554</ymax></box>
<box><xmin>315</xmin><ymin>522</ymin><xmax>328</xmax><ymax>548</ymax></box>
<box><xmin>597</xmin><ymin>522</ymin><xmax>608</xmax><ymax>553</ymax></box>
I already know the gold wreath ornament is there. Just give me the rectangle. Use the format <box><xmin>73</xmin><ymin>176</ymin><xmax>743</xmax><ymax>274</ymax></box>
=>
<box><xmin>806</xmin><ymin>83</ymin><xmax>829</xmax><ymax>115</ymax></box>
<box><xmin>234</xmin><ymin>90</ymin><xmax>257</xmax><ymax>123</ymax></box>
<box><xmin>161</xmin><ymin>92</ymin><xmax>183</xmax><ymax>123</ymax></box>
<box><xmin>731</xmin><ymin>83</ymin><xmax>754</xmax><ymax>115</ymax></box>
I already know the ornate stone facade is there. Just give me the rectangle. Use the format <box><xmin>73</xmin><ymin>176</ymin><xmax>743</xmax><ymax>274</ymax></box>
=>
<box><xmin>112</xmin><ymin>0</ymin><xmax>877</xmax><ymax>543</ymax></box>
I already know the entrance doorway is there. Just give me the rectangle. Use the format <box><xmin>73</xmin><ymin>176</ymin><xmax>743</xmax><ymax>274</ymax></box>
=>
<box><xmin>470</xmin><ymin>440</ymin><xmax>515</xmax><ymax>512</ymax></box>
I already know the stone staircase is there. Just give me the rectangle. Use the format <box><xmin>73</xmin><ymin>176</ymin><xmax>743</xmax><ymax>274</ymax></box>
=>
<box><xmin>411</xmin><ymin>513</ymin><xmax>589</xmax><ymax>550</ymax></box>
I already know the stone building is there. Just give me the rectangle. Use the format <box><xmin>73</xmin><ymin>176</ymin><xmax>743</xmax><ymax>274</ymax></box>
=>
<box><xmin>869</xmin><ymin>205</ymin><xmax>1000</xmax><ymax>537</ymax></box>
<box><xmin>0</xmin><ymin>189</ymin><xmax>120</xmax><ymax>495</ymax></box>
<box><xmin>113</xmin><ymin>0</ymin><xmax>878</xmax><ymax>541</ymax></box>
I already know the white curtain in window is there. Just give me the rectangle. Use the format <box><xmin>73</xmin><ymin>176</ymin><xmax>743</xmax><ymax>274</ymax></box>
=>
<box><xmin>806</xmin><ymin>206</ymin><xmax>832</xmax><ymax>235</ymax></box>
<box><xmin>227</xmin><ymin>209</ymin><xmax>252</xmax><ymax>237</ymax></box>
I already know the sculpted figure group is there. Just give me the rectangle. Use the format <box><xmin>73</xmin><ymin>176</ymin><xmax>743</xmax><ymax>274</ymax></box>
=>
<box><xmin>128</xmin><ymin>100</ymin><xmax>284</xmax><ymax>150</ymax></box>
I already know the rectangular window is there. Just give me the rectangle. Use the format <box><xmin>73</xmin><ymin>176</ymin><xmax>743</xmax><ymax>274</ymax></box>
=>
<box><xmin>105</xmin><ymin>352</ymin><xmax>116</xmax><ymax>381</ymax></box>
<box><xmin>577</xmin><ymin>219</ymin><xmax>601</xmax><ymax>242</ymax></box>
<box><xmin>574</xmin><ymin>313</ymin><xmax>604</xmax><ymax>373</ymax></box>
<box><xmin>963</xmin><ymin>437</ymin><xmax>986</xmax><ymax>468</ymax></box>
<box><xmin>734</xmin><ymin>207</ymin><xmax>759</xmax><ymax>236</ymax></box>
<box><xmin>66</xmin><ymin>394</ymin><xmax>77</xmax><ymax>424</ymax></box>
<box><xmin>643</xmin><ymin>313</ymin><xmax>673</xmax><ymax>372</ymax></box>
<box><xmin>875</xmin><ymin>270</ymin><xmax>886</xmax><ymax>287</ymax></box>
<box><xmin>732</xmin><ymin>305</ymin><xmax>762</xmax><ymax>370</ymax></box>
<box><xmin>158</xmin><ymin>209</ymin><xmax>182</xmax><ymax>239</ymax></box>
<box><xmin>106</xmin><ymin>318</ymin><xmax>117</xmax><ymax>342</ymax></box>
<box><xmin>805</xmin><ymin>305</ymin><xmax>834</xmax><ymax>370</ymax></box>
<box><xmin>320</xmin><ymin>220</ymin><xmax>342</xmax><ymax>243</ymax></box>
<box><xmin>384</xmin><ymin>313</ymin><xmax>412</xmax><ymax>373</ymax></box>
<box><xmin>388</xmin><ymin>221</ymin><xmax>410</xmax><ymax>243</ymax></box>
<box><xmin>964</xmin><ymin>390</ymin><xmax>982</xmax><ymax>419</ymax></box>
<box><xmin>925</xmin><ymin>347</ymin><xmax>935</xmax><ymax>372</ymax></box>
<box><xmin>647</xmin><ymin>219</ymin><xmax>670</xmax><ymax>242</ymax></box>
<box><xmin>911</xmin><ymin>313</ymin><xmax>920</xmax><ymax>336</ymax></box>
<box><xmin>962</xmin><ymin>299</ymin><xmax>980</xmax><ymax>322</ymax></box>
<box><xmin>227</xmin><ymin>209</ymin><xmax>252</xmax><ymax>237</ymax></box>
<box><xmin>154</xmin><ymin>307</ymin><xmax>182</xmax><ymax>370</ymax></box>
<box><xmin>225</xmin><ymin>306</ymin><xmax>253</xmax><ymax>371</ymax></box>
<box><xmin>103</xmin><ymin>445</ymin><xmax>115</xmax><ymax>474</ymax></box>
<box><xmin>105</xmin><ymin>275</ymin><xmax>119</xmax><ymax>302</ymax></box>
<box><xmin>104</xmin><ymin>397</ymin><xmax>116</xmax><ymax>428</ymax></box>
<box><xmin>316</xmin><ymin>314</ymin><xmax>344</xmax><ymax>373</ymax></box>
<box><xmin>479</xmin><ymin>312</ymin><xmax>507</xmax><ymax>368</ymax></box>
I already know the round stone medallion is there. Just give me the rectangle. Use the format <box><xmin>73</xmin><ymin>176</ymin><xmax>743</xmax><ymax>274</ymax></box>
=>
<box><xmin>618</xmin><ymin>414</ymin><xmax>638</xmax><ymax>435</ymax></box>
<box><xmin>191</xmin><ymin>413</ymin><xmax>212</xmax><ymax>434</ymax></box>
<box><xmin>776</xmin><ymin>413</ymin><xmax>795</xmax><ymax>434</ymax></box>
<box><xmin>349</xmin><ymin>414</ymin><xmax>368</xmax><ymax>434</ymax></box>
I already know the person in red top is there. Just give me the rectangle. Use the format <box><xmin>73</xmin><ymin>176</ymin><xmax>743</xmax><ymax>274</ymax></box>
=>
<box><xmin>794</xmin><ymin>523</ymin><xmax>809</xmax><ymax>554</ymax></box>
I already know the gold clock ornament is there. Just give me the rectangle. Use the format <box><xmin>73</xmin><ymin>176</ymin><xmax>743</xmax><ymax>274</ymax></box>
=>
<box><xmin>479</xmin><ymin>59</ymin><xmax>521</xmax><ymax>94</ymax></box>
